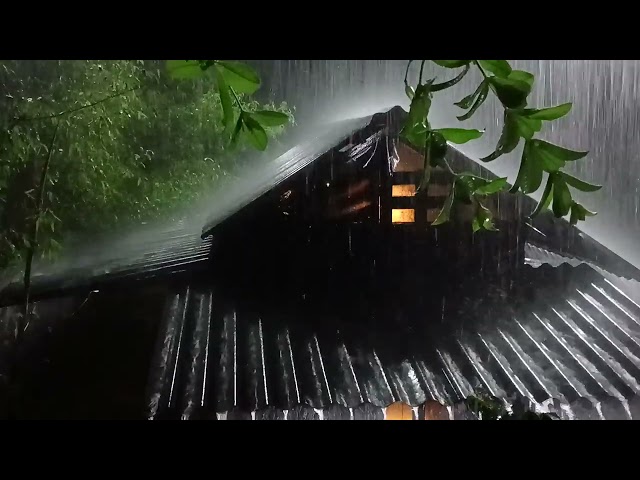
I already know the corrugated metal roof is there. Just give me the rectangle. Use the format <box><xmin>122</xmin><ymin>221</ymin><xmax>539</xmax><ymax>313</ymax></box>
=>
<box><xmin>0</xmin><ymin>221</ymin><xmax>213</xmax><ymax>305</ymax></box>
<box><xmin>200</xmin><ymin>113</ymin><xmax>384</xmax><ymax>237</ymax></box>
<box><xmin>525</xmin><ymin>243</ymin><xmax>640</xmax><ymax>305</ymax></box>
<box><xmin>146</xmin><ymin>262</ymin><xmax>640</xmax><ymax>420</ymax></box>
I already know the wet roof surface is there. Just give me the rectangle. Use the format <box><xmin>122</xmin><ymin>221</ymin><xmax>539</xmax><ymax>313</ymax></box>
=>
<box><xmin>148</xmin><ymin>261</ymin><xmax>640</xmax><ymax>420</ymax></box>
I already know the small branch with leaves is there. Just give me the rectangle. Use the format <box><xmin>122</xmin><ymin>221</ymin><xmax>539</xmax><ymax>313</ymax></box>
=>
<box><xmin>165</xmin><ymin>60</ymin><xmax>290</xmax><ymax>151</ymax></box>
<box><xmin>400</xmin><ymin>60</ymin><xmax>601</xmax><ymax>232</ymax></box>
<box><xmin>465</xmin><ymin>394</ymin><xmax>558</xmax><ymax>420</ymax></box>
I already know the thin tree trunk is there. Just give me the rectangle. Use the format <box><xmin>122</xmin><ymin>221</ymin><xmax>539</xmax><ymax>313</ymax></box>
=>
<box><xmin>19</xmin><ymin>121</ymin><xmax>60</xmax><ymax>336</ymax></box>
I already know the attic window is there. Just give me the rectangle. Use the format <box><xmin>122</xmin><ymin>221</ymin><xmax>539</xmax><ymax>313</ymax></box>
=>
<box><xmin>392</xmin><ymin>184</ymin><xmax>416</xmax><ymax>197</ymax></box>
<box><xmin>392</xmin><ymin>209</ymin><xmax>415</xmax><ymax>224</ymax></box>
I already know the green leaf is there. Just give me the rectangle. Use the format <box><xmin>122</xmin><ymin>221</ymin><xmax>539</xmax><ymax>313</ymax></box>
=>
<box><xmin>166</xmin><ymin>60</ymin><xmax>206</xmax><ymax>79</ymax></box>
<box><xmin>489</xmin><ymin>77</ymin><xmax>532</xmax><ymax>108</ymax></box>
<box><xmin>457</xmin><ymin>80</ymin><xmax>489</xmax><ymax>121</ymax></box>
<box><xmin>249</xmin><ymin>110</ymin><xmax>290</xmax><ymax>127</ymax></box>
<box><xmin>483</xmin><ymin>218</ymin><xmax>498</xmax><ymax>231</ymax></box>
<box><xmin>418</xmin><ymin>142</ymin><xmax>431</xmax><ymax>193</ymax></box>
<box><xmin>429</xmin><ymin>132</ymin><xmax>448</xmax><ymax>167</ymax></box>
<box><xmin>475</xmin><ymin>177</ymin><xmax>508</xmax><ymax>195</ymax></box>
<box><xmin>514</xmin><ymin>115</ymin><xmax>543</xmax><ymax>140</ymax></box>
<box><xmin>552</xmin><ymin>174</ymin><xmax>573</xmax><ymax>217</ymax></box>
<box><xmin>418</xmin><ymin>165</ymin><xmax>431</xmax><ymax>194</ymax></box>
<box><xmin>434</xmin><ymin>128</ymin><xmax>483</xmax><ymax>144</ymax></box>
<box><xmin>415</xmin><ymin>131</ymin><xmax>447</xmax><ymax>177</ymax></box>
<box><xmin>508</xmin><ymin>70</ymin><xmax>534</xmax><ymax>87</ymax></box>
<box><xmin>214</xmin><ymin>66</ymin><xmax>234</xmax><ymax>130</ymax></box>
<box><xmin>569</xmin><ymin>206</ymin><xmax>579</xmax><ymax>225</ymax></box>
<box><xmin>432</xmin><ymin>64</ymin><xmax>470</xmax><ymax>91</ymax></box>
<box><xmin>559</xmin><ymin>172</ymin><xmax>602</xmax><ymax>192</ymax></box>
<box><xmin>432</xmin><ymin>60</ymin><xmax>471</xmax><ymax>68</ymax></box>
<box><xmin>474</xmin><ymin>201</ymin><xmax>498</xmax><ymax>232</ymax></box>
<box><xmin>230</xmin><ymin>115</ymin><xmax>244</xmax><ymax>148</ymax></box>
<box><xmin>417</xmin><ymin>133</ymin><xmax>433</xmax><ymax>193</ymax></box>
<box><xmin>401</xmin><ymin>86</ymin><xmax>433</xmax><ymax>148</ymax></box>
<box><xmin>531</xmin><ymin>175</ymin><xmax>554</xmax><ymax>217</ymax></box>
<box><xmin>432</xmin><ymin>184</ymin><xmax>456</xmax><ymax>226</ymax></box>
<box><xmin>528</xmin><ymin>139</ymin><xmax>588</xmax><ymax>172</ymax></box>
<box><xmin>570</xmin><ymin>201</ymin><xmax>596</xmax><ymax>225</ymax></box>
<box><xmin>478</xmin><ymin>60</ymin><xmax>512</xmax><ymax>78</ymax></box>
<box><xmin>405</xmin><ymin>84</ymin><xmax>415</xmax><ymax>99</ymax></box>
<box><xmin>456</xmin><ymin>175</ymin><xmax>507</xmax><ymax>201</ymax></box>
<box><xmin>528</xmin><ymin>141</ymin><xmax>564</xmax><ymax>172</ymax></box>
<box><xmin>401</xmin><ymin>123</ymin><xmax>427</xmax><ymax>149</ymax></box>
<box><xmin>406</xmin><ymin>87</ymin><xmax>432</xmax><ymax>128</ymax></box>
<box><xmin>455</xmin><ymin>81</ymin><xmax>484</xmax><ymax>110</ymax></box>
<box><xmin>455</xmin><ymin>175</ymin><xmax>476</xmax><ymax>204</ymax></box>
<box><xmin>242</xmin><ymin>115</ymin><xmax>268</xmax><ymax>150</ymax></box>
<box><xmin>217</xmin><ymin>61</ymin><xmax>261</xmax><ymax>94</ymax></box>
<box><xmin>480</xmin><ymin>111</ymin><xmax>520</xmax><ymax>162</ymax></box>
<box><xmin>510</xmin><ymin>141</ymin><xmax>543</xmax><ymax>194</ymax></box>
<box><xmin>531</xmin><ymin>140</ymin><xmax>588</xmax><ymax>161</ymax></box>
<box><xmin>521</xmin><ymin>103</ymin><xmax>572</xmax><ymax>121</ymax></box>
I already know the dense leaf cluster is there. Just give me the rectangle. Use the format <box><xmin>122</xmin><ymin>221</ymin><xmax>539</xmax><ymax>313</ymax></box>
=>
<box><xmin>0</xmin><ymin>60</ymin><xmax>292</xmax><ymax>270</ymax></box>
<box><xmin>401</xmin><ymin>60</ymin><xmax>600</xmax><ymax>232</ymax></box>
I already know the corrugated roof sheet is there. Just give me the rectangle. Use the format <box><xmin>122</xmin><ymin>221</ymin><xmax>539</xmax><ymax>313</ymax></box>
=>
<box><xmin>200</xmin><ymin>114</ymin><xmax>382</xmax><ymax>236</ymax></box>
<box><xmin>146</xmin><ymin>262</ymin><xmax>640</xmax><ymax>420</ymax></box>
<box><xmin>525</xmin><ymin>243</ymin><xmax>640</xmax><ymax>305</ymax></box>
<box><xmin>0</xmin><ymin>221</ymin><xmax>213</xmax><ymax>304</ymax></box>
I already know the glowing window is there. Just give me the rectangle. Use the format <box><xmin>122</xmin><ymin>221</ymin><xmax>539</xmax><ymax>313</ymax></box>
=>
<box><xmin>392</xmin><ymin>209</ymin><xmax>415</xmax><ymax>223</ymax></box>
<box><xmin>385</xmin><ymin>402</ymin><xmax>414</xmax><ymax>420</ymax></box>
<box><xmin>392</xmin><ymin>184</ymin><xmax>416</xmax><ymax>197</ymax></box>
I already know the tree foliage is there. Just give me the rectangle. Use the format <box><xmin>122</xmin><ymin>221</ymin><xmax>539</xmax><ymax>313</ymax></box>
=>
<box><xmin>0</xmin><ymin>60</ymin><xmax>292</xmax><ymax>270</ymax></box>
<box><xmin>401</xmin><ymin>60</ymin><xmax>600</xmax><ymax>232</ymax></box>
<box><xmin>465</xmin><ymin>394</ymin><xmax>558</xmax><ymax>420</ymax></box>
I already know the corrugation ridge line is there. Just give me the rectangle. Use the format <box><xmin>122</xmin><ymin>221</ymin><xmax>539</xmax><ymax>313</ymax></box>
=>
<box><xmin>525</xmin><ymin>243</ymin><xmax>640</xmax><ymax>285</ymax></box>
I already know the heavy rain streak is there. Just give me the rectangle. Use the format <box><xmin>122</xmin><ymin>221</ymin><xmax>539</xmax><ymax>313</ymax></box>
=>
<box><xmin>1</xmin><ymin>60</ymin><xmax>638</xmax><ymax>283</ymax></box>
<box><xmin>258</xmin><ymin>60</ymin><xmax>640</xmax><ymax>270</ymax></box>
<box><xmin>1</xmin><ymin>60</ymin><xmax>640</xmax><ymax>421</ymax></box>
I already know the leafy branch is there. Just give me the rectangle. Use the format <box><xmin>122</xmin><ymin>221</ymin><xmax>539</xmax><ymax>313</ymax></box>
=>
<box><xmin>10</xmin><ymin>85</ymin><xmax>142</xmax><ymax>125</ymax></box>
<box><xmin>165</xmin><ymin>60</ymin><xmax>290</xmax><ymax>151</ymax></box>
<box><xmin>465</xmin><ymin>394</ymin><xmax>558</xmax><ymax>420</ymax></box>
<box><xmin>401</xmin><ymin>60</ymin><xmax>601</xmax><ymax>232</ymax></box>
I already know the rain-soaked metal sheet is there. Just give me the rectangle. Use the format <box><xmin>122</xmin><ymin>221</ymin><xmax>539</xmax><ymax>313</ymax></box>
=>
<box><xmin>199</xmin><ymin>115</ymin><xmax>374</xmax><ymax>236</ymax></box>
<box><xmin>146</xmin><ymin>263</ymin><xmax>640</xmax><ymax>420</ymax></box>
<box><xmin>0</xmin><ymin>220</ymin><xmax>213</xmax><ymax>305</ymax></box>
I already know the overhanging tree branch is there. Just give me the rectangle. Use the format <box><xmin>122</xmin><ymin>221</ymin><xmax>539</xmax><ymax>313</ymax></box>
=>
<box><xmin>12</xmin><ymin>85</ymin><xmax>142</xmax><ymax>125</ymax></box>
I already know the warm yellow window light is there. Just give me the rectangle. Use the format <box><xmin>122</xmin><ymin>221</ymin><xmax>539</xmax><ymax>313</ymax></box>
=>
<box><xmin>391</xmin><ymin>209</ymin><xmax>415</xmax><ymax>223</ymax></box>
<box><xmin>392</xmin><ymin>184</ymin><xmax>416</xmax><ymax>197</ymax></box>
<box><xmin>386</xmin><ymin>402</ymin><xmax>414</xmax><ymax>420</ymax></box>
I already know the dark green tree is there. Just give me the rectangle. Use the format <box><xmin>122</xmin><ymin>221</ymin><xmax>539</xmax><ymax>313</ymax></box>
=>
<box><xmin>0</xmin><ymin>60</ymin><xmax>292</xmax><ymax>271</ymax></box>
